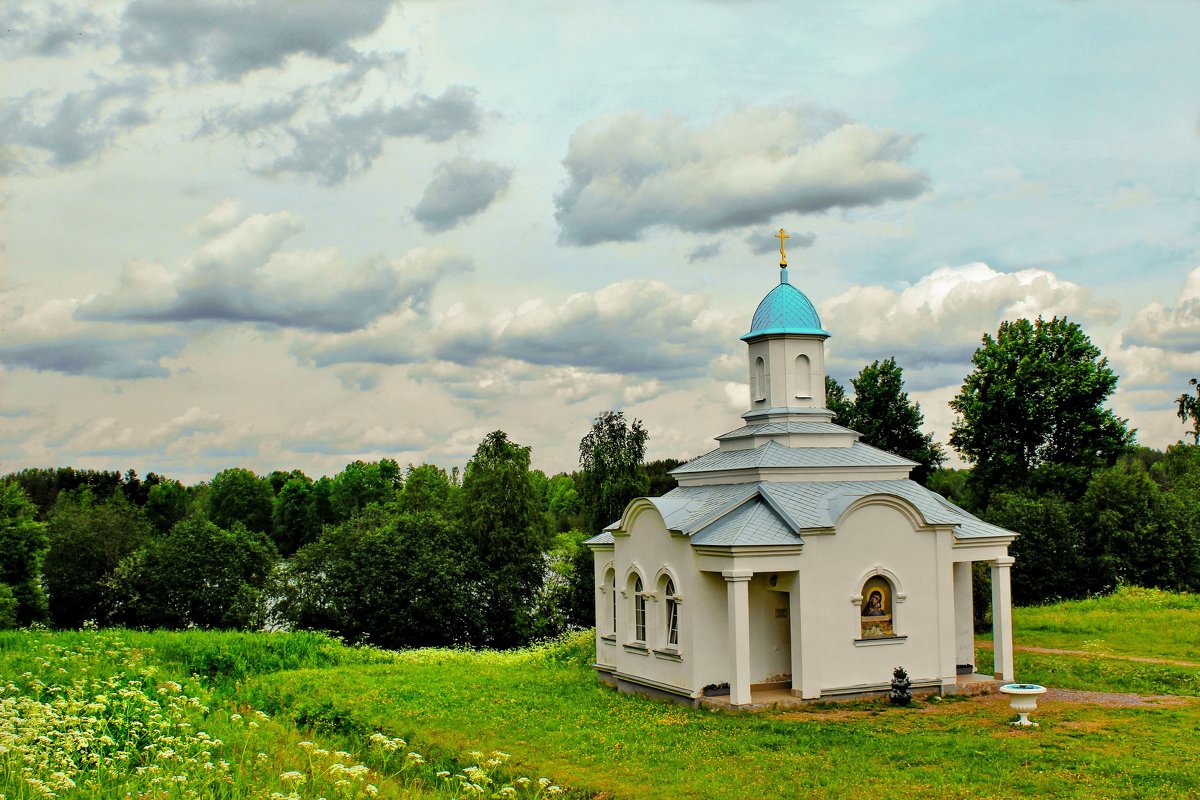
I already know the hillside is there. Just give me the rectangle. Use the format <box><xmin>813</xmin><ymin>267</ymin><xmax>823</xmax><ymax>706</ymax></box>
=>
<box><xmin>2</xmin><ymin>588</ymin><xmax>1198</xmax><ymax>799</ymax></box>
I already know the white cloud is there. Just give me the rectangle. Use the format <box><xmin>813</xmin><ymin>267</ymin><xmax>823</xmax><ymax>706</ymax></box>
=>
<box><xmin>1122</xmin><ymin>266</ymin><xmax>1200</xmax><ymax>354</ymax></box>
<box><xmin>433</xmin><ymin>279</ymin><xmax>738</xmax><ymax>377</ymax></box>
<box><xmin>196</xmin><ymin>55</ymin><xmax>482</xmax><ymax>184</ymax></box>
<box><xmin>0</xmin><ymin>295</ymin><xmax>184</xmax><ymax>380</ymax></box>
<box><xmin>0</xmin><ymin>76</ymin><xmax>155</xmax><ymax>173</ymax></box>
<box><xmin>189</xmin><ymin>198</ymin><xmax>243</xmax><ymax>237</ymax></box>
<box><xmin>413</xmin><ymin>157</ymin><xmax>512</xmax><ymax>233</ymax></box>
<box><xmin>119</xmin><ymin>0</ymin><xmax>392</xmax><ymax>80</ymax></box>
<box><xmin>80</xmin><ymin>210</ymin><xmax>473</xmax><ymax>332</ymax></box>
<box><xmin>1</xmin><ymin>3</ymin><xmax>110</xmax><ymax>57</ymax></box>
<box><xmin>555</xmin><ymin>106</ymin><xmax>928</xmax><ymax>245</ymax></box>
<box><xmin>822</xmin><ymin>262</ymin><xmax>1110</xmax><ymax>387</ymax></box>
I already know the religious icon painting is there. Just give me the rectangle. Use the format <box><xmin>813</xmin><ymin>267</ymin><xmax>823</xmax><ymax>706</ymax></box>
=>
<box><xmin>860</xmin><ymin>575</ymin><xmax>894</xmax><ymax>638</ymax></box>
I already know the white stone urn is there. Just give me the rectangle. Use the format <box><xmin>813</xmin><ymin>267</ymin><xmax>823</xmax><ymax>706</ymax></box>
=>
<box><xmin>999</xmin><ymin>683</ymin><xmax>1047</xmax><ymax>727</ymax></box>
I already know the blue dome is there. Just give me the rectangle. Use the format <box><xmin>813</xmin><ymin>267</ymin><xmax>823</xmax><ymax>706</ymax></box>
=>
<box><xmin>741</xmin><ymin>268</ymin><xmax>830</xmax><ymax>340</ymax></box>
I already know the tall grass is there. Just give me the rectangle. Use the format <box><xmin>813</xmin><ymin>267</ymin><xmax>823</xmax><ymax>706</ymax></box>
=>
<box><xmin>0</xmin><ymin>629</ymin><xmax>565</xmax><ymax>799</ymax></box>
<box><xmin>1011</xmin><ymin>586</ymin><xmax>1200</xmax><ymax>662</ymax></box>
<box><xmin>248</xmin><ymin>630</ymin><xmax>1200</xmax><ymax>800</ymax></box>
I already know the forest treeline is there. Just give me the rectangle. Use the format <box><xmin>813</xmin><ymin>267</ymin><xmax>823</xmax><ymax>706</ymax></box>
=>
<box><xmin>2</xmin><ymin>315</ymin><xmax>1199</xmax><ymax>646</ymax></box>
<box><xmin>0</xmin><ymin>415</ymin><xmax>679</xmax><ymax>649</ymax></box>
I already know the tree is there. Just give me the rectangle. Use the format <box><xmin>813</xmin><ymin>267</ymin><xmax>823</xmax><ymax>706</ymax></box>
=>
<box><xmin>925</xmin><ymin>468</ymin><xmax>975</xmax><ymax>511</ymax></box>
<box><xmin>825</xmin><ymin>376</ymin><xmax>852</xmax><ymax>427</ymax></box>
<box><xmin>397</xmin><ymin>464</ymin><xmax>458</xmax><ymax>517</ymax></box>
<box><xmin>271</xmin><ymin>476</ymin><xmax>321</xmax><ymax>557</ymax></box>
<box><xmin>278</xmin><ymin>507</ymin><xmax>480</xmax><ymax>649</ymax></box>
<box><xmin>1080</xmin><ymin>459</ymin><xmax>1198</xmax><ymax>594</ymax></box>
<box><xmin>107</xmin><ymin>516</ymin><xmax>276</xmax><ymax>630</ymax></box>
<box><xmin>949</xmin><ymin>317</ymin><xmax>1133</xmax><ymax>499</ymax></box>
<box><xmin>43</xmin><ymin>490</ymin><xmax>152</xmax><ymax>628</ymax></box>
<box><xmin>0</xmin><ymin>584</ymin><xmax>16</xmax><ymax>630</ymax></box>
<box><xmin>268</xmin><ymin>469</ymin><xmax>309</xmax><ymax>495</ymax></box>
<box><xmin>531</xmin><ymin>531</ymin><xmax>590</xmax><ymax>639</ymax></box>
<box><xmin>460</xmin><ymin>430</ymin><xmax>547</xmax><ymax>648</ymax></box>
<box><xmin>145</xmin><ymin>479</ymin><xmax>191</xmax><ymax>534</ymax></box>
<box><xmin>644</xmin><ymin>459</ymin><xmax>682</xmax><ymax>497</ymax></box>
<box><xmin>330</xmin><ymin>459</ymin><xmax>402</xmax><ymax>521</ymax></box>
<box><xmin>205</xmin><ymin>468</ymin><xmax>274</xmax><ymax>534</ymax></box>
<box><xmin>4</xmin><ymin>467</ymin><xmax>123</xmax><ymax>518</ymax></box>
<box><xmin>984</xmin><ymin>490</ymin><xmax>1087</xmax><ymax>604</ymax></box>
<box><xmin>1176</xmin><ymin>378</ymin><xmax>1200</xmax><ymax>444</ymax></box>
<box><xmin>0</xmin><ymin>482</ymin><xmax>48</xmax><ymax>624</ymax></box>
<box><xmin>578</xmin><ymin>411</ymin><xmax>650</xmax><ymax>534</ymax></box>
<box><xmin>839</xmin><ymin>358</ymin><xmax>945</xmax><ymax>485</ymax></box>
<box><xmin>545</xmin><ymin>474</ymin><xmax>582</xmax><ymax>532</ymax></box>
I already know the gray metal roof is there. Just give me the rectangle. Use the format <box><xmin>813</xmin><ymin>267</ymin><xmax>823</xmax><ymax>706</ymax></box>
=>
<box><xmin>714</xmin><ymin>420</ymin><xmax>858</xmax><ymax>440</ymax></box>
<box><xmin>671</xmin><ymin>440</ymin><xmax>917</xmax><ymax>474</ymax></box>
<box><xmin>690</xmin><ymin>500</ymin><xmax>801</xmax><ymax>546</ymax></box>
<box><xmin>592</xmin><ymin>479</ymin><xmax>1013</xmax><ymax>547</ymax></box>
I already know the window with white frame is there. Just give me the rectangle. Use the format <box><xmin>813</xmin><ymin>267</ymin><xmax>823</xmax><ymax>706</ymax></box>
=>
<box><xmin>664</xmin><ymin>578</ymin><xmax>679</xmax><ymax>647</ymax></box>
<box><xmin>633</xmin><ymin>575</ymin><xmax>646</xmax><ymax>643</ymax></box>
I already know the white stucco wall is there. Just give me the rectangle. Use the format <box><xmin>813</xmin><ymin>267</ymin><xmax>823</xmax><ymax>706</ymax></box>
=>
<box><xmin>794</xmin><ymin>501</ymin><xmax>950</xmax><ymax>693</ymax></box>
<box><xmin>594</xmin><ymin>493</ymin><xmax>986</xmax><ymax>701</ymax></box>
<box><xmin>746</xmin><ymin>335</ymin><xmax>827</xmax><ymax>410</ymax></box>
<box><xmin>605</xmin><ymin>506</ymin><xmax>699</xmax><ymax>694</ymax></box>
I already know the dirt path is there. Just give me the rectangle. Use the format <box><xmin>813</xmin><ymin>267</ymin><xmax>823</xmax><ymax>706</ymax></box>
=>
<box><xmin>978</xmin><ymin>641</ymin><xmax>1200</xmax><ymax>669</ymax></box>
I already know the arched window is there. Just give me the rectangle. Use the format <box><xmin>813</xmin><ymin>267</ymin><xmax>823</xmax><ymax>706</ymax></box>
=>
<box><xmin>860</xmin><ymin>575</ymin><xmax>895</xmax><ymax>639</ymax></box>
<box><xmin>664</xmin><ymin>578</ymin><xmax>679</xmax><ymax>647</ymax></box>
<box><xmin>794</xmin><ymin>354</ymin><xmax>812</xmax><ymax>398</ymax></box>
<box><xmin>633</xmin><ymin>576</ymin><xmax>647</xmax><ymax>643</ymax></box>
<box><xmin>609</xmin><ymin>571</ymin><xmax>617</xmax><ymax>636</ymax></box>
<box><xmin>753</xmin><ymin>357</ymin><xmax>767</xmax><ymax>402</ymax></box>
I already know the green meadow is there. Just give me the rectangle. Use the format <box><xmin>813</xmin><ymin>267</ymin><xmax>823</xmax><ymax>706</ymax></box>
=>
<box><xmin>2</xmin><ymin>588</ymin><xmax>1199</xmax><ymax>799</ymax></box>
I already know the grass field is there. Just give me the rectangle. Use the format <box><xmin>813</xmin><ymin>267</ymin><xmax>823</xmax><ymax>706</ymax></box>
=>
<box><xmin>2</xmin><ymin>587</ymin><xmax>1198</xmax><ymax>799</ymax></box>
<box><xmin>1008</xmin><ymin>585</ymin><xmax>1200</xmax><ymax>663</ymax></box>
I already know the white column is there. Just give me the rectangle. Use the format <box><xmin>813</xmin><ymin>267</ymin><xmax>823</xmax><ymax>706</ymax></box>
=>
<box><xmin>788</xmin><ymin>583</ymin><xmax>804</xmax><ymax>697</ymax></box>
<box><xmin>953</xmin><ymin>561</ymin><xmax>975</xmax><ymax>670</ymax></box>
<box><xmin>990</xmin><ymin>557</ymin><xmax>1015</xmax><ymax>682</ymax></box>
<box><xmin>723</xmin><ymin>570</ymin><xmax>753</xmax><ymax>706</ymax></box>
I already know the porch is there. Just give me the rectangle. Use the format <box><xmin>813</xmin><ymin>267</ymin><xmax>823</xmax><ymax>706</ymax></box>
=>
<box><xmin>698</xmin><ymin>672</ymin><xmax>1000</xmax><ymax>712</ymax></box>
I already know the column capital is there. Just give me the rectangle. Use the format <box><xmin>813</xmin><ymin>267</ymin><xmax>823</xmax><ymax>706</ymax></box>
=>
<box><xmin>722</xmin><ymin>570</ymin><xmax>754</xmax><ymax>582</ymax></box>
<box><xmin>991</xmin><ymin>556</ymin><xmax>1015</xmax><ymax>569</ymax></box>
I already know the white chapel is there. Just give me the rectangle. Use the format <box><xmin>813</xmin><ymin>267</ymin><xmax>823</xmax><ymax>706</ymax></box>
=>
<box><xmin>585</xmin><ymin>234</ymin><xmax>1019</xmax><ymax>707</ymax></box>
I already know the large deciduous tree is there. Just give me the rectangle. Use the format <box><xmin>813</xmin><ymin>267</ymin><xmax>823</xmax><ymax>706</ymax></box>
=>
<box><xmin>106</xmin><ymin>516</ymin><xmax>276</xmax><ymax>630</ymax></box>
<box><xmin>144</xmin><ymin>479</ymin><xmax>191</xmax><ymax>534</ymax></box>
<box><xmin>330</xmin><ymin>459</ymin><xmax>403</xmax><ymax>521</ymax></box>
<box><xmin>397</xmin><ymin>464</ymin><xmax>458</xmax><ymax>517</ymax></box>
<box><xmin>460</xmin><ymin>430</ymin><xmax>547</xmax><ymax>648</ymax></box>
<box><xmin>0</xmin><ymin>482</ymin><xmax>48</xmax><ymax>625</ymax></box>
<box><xmin>824</xmin><ymin>376</ymin><xmax>852</xmax><ymax>427</ymax></box>
<box><xmin>837</xmin><ymin>358</ymin><xmax>945</xmax><ymax>485</ymax></box>
<box><xmin>43</xmin><ymin>491</ymin><xmax>152</xmax><ymax>628</ymax></box>
<box><xmin>271</xmin><ymin>476</ymin><xmax>321</xmax><ymax>557</ymax></box>
<box><xmin>949</xmin><ymin>317</ymin><xmax>1133</xmax><ymax>499</ymax></box>
<box><xmin>277</xmin><ymin>507</ymin><xmax>479</xmax><ymax>649</ymax></box>
<box><xmin>578</xmin><ymin>411</ymin><xmax>649</xmax><ymax>534</ymax></box>
<box><xmin>205</xmin><ymin>468</ymin><xmax>274</xmax><ymax>534</ymax></box>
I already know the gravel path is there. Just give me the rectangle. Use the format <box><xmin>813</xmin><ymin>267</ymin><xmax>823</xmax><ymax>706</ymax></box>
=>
<box><xmin>1040</xmin><ymin>687</ymin><xmax>1194</xmax><ymax>707</ymax></box>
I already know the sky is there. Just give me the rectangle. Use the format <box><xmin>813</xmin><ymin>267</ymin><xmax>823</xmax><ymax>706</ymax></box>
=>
<box><xmin>2</xmin><ymin>0</ymin><xmax>1199</xmax><ymax>483</ymax></box>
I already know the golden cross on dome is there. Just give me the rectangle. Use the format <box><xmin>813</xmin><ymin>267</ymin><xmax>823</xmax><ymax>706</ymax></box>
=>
<box><xmin>775</xmin><ymin>228</ymin><xmax>790</xmax><ymax>267</ymax></box>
